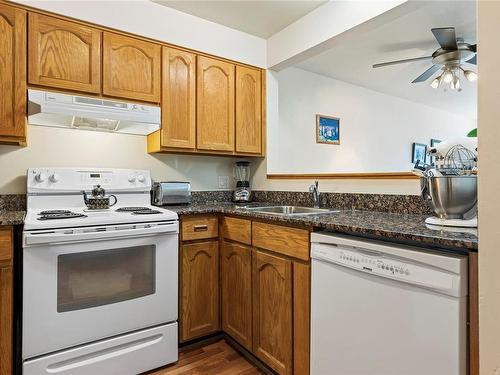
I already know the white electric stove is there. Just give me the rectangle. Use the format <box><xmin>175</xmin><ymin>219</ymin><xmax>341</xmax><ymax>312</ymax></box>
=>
<box><xmin>22</xmin><ymin>168</ymin><xmax>179</xmax><ymax>375</ymax></box>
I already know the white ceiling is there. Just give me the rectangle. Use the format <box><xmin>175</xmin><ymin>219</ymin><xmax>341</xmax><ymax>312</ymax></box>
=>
<box><xmin>152</xmin><ymin>0</ymin><xmax>326</xmax><ymax>38</ymax></box>
<box><xmin>296</xmin><ymin>1</ymin><xmax>477</xmax><ymax>118</ymax></box>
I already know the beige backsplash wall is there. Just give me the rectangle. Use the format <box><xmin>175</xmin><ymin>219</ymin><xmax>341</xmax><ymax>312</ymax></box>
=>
<box><xmin>0</xmin><ymin>126</ymin><xmax>237</xmax><ymax>194</ymax></box>
<box><xmin>0</xmin><ymin>126</ymin><xmax>422</xmax><ymax>196</ymax></box>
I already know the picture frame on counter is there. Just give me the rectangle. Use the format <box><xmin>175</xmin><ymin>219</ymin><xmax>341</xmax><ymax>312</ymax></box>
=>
<box><xmin>430</xmin><ymin>139</ymin><xmax>442</xmax><ymax>165</ymax></box>
<box><xmin>412</xmin><ymin>142</ymin><xmax>427</xmax><ymax>164</ymax></box>
<box><xmin>316</xmin><ymin>114</ymin><xmax>340</xmax><ymax>145</ymax></box>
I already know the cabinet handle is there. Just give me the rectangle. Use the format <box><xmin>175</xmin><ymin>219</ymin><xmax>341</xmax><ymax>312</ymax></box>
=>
<box><xmin>193</xmin><ymin>224</ymin><xmax>208</xmax><ymax>232</ymax></box>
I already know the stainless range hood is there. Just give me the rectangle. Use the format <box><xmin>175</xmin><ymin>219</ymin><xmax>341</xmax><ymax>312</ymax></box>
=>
<box><xmin>28</xmin><ymin>89</ymin><xmax>161</xmax><ymax>136</ymax></box>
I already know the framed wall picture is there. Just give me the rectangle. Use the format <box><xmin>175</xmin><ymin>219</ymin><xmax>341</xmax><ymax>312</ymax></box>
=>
<box><xmin>412</xmin><ymin>142</ymin><xmax>427</xmax><ymax>164</ymax></box>
<box><xmin>316</xmin><ymin>114</ymin><xmax>340</xmax><ymax>145</ymax></box>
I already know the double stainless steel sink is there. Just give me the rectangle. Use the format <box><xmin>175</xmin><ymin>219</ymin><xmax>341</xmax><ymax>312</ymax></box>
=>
<box><xmin>240</xmin><ymin>205</ymin><xmax>335</xmax><ymax>216</ymax></box>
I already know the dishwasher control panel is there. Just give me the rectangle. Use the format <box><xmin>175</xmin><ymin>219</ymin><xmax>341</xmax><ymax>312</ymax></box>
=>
<box><xmin>312</xmin><ymin>243</ymin><xmax>457</xmax><ymax>292</ymax></box>
<box><xmin>338</xmin><ymin>249</ymin><xmax>411</xmax><ymax>276</ymax></box>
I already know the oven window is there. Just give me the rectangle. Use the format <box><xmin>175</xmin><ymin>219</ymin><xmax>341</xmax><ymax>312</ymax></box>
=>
<box><xmin>57</xmin><ymin>245</ymin><xmax>155</xmax><ymax>312</ymax></box>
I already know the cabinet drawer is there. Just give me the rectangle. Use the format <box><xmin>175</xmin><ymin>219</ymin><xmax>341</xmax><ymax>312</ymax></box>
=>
<box><xmin>182</xmin><ymin>216</ymin><xmax>218</xmax><ymax>241</ymax></box>
<box><xmin>0</xmin><ymin>227</ymin><xmax>12</xmax><ymax>264</ymax></box>
<box><xmin>222</xmin><ymin>217</ymin><xmax>251</xmax><ymax>245</ymax></box>
<box><xmin>252</xmin><ymin>222</ymin><xmax>309</xmax><ymax>261</ymax></box>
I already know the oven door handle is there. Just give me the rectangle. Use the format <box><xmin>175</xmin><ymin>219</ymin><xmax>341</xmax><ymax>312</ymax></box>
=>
<box><xmin>24</xmin><ymin>222</ymin><xmax>178</xmax><ymax>246</ymax></box>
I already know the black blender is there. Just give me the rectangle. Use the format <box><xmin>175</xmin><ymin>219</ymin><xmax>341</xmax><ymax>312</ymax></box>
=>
<box><xmin>232</xmin><ymin>161</ymin><xmax>251</xmax><ymax>203</ymax></box>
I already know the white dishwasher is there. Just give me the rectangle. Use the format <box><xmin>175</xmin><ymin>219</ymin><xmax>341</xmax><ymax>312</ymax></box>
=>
<box><xmin>310</xmin><ymin>232</ymin><xmax>468</xmax><ymax>375</ymax></box>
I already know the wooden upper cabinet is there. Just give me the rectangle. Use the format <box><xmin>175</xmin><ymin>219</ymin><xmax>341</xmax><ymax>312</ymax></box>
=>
<box><xmin>221</xmin><ymin>241</ymin><xmax>252</xmax><ymax>350</ymax></box>
<box><xmin>197</xmin><ymin>56</ymin><xmax>235</xmax><ymax>152</ymax></box>
<box><xmin>28</xmin><ymin>14</ymin><xmax>101</xmax><ymax>94</ymax></box>
<box><xmin>0</xmin><ymin>4</ymin><xmax>26</xmax><ymax>144</ymax></box>
<box><xmin>103</xmin><ymin>32</ymin><xmax>161</xmax><ymax>103</ymax></box>
<box><xmin>161</xmin><ymin>47</ymin><xmax>196</xmax><ymax>149</ymax></box>
<box><xmin>253</xmin><ymin>250</ymin><xmax>293</xmax><ymax>375</ymax></box>
<box><xmin>180</xmin><ymin>241</ymin><xmax>220</xmax><ymax>341</ymax></box>
<box><xmin>236</xmin><ymin>66</ymin><xmax>262</xmax><ymax>154</ymax></box>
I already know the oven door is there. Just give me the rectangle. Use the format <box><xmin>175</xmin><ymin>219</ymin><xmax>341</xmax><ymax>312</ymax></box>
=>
<box><xmin>22</xmin><ymin>221</ymin><xmax>178</xmax><ymax>359</ymax></box>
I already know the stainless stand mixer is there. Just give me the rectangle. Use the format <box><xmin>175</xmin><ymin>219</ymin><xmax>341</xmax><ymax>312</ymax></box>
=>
<box><xmin>414</xmin><ymin>137</ymin><xmax>478</xmax><ymax>228</ymax></box>
<box><xmin>233</xmin><ymin>161</ymin><xmax>252</xmax><ymax>203</ymax></box>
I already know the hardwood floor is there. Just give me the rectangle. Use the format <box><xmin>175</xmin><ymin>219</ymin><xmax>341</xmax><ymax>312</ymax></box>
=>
<box><xmin>146</xmin><ymin>340</ymin><xmax>264</xmax><ymax>375</ymax></box>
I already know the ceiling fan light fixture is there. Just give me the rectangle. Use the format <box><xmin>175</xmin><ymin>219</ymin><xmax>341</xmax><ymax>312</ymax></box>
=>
<box><xmin>450</xmin><ymin>75</ymin><xmax>461</xmax><ymax>90</ymax></box>
<box><xmin>442</xmin><ymin>69</ymin><xmax>454</xmax><ymax>83</ymax></box>
<box><xmin>430</xmin><ymin>76</ymin><xmax>441</xmax><ymax>89</ymax></box>
<box><xmin>464</xmin><ymin>69</ymin><xmax>478</xmax><ymax>82</ymax></box>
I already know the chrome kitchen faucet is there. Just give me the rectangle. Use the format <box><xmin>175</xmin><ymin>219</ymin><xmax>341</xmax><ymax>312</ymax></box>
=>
<box><xmin>309</xmin><ymin>181</ymin><xmax>320</xmax><ymax>208</ymax></box>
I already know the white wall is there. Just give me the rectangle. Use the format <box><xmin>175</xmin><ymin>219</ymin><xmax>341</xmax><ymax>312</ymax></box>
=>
<box><xmin>267</xmin><ymin>0</ymin><xmax>408</xmax><ymax>69</ymax></box>
<box><xmin>14</xmin><ymin>0</ymin><xmax>266</xmax><ymax>67</ymax></box>
<box><xmin>478</xmin><ymin>1</ymin><xmax>500</xmax><ymax>372</ymax></box>
<box><xmin>0</xmin><ymin>126</ymin><xmax>237</xmax><ymax>194</ymax></box>
<box><xmin>268</xmin><ymin>68</ymin><xmax>475</xmax><ymax>174</ymax></box>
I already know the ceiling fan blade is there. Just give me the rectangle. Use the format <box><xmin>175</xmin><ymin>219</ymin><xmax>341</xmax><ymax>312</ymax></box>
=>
<box><xmin>411</xmin><ymin>64</ymin><xmax>441</xmax><ymax>83</ymax></box>
<box><xmin>466</xmin><ymin>55</ymin><xmax>477</xmax><ymax>65</ymax></box>
<box><xmin>431</xmin><ymin>27</ymin><xmax>458</xmax><ymax>50</ymax></box>
<box><xmin>372</xmin><ymin>55</ymin><xmax>432</xmax><ymax>68</ymax></box>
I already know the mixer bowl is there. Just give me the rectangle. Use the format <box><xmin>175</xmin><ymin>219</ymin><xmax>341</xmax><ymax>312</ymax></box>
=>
<box><xmin>421</xmin><ymin>175</ymin><xmax>477</xmax><ymax>219</ymax></box>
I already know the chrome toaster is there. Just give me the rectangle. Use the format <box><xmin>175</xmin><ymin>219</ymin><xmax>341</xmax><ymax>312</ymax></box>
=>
<box><xmin>152</xmin><ymin>182</ymin><xmax>191</xmax><ymax>206</ymax></box>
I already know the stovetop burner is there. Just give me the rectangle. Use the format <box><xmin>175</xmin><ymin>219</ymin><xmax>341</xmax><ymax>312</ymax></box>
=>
<box><xmin>38</xmin><ymin>212</ymin><xmax>87</xmax><ymax>220</ymax></box>
<box><xmin>116</xmin><ymin>207</ymin><xmax>150</xmax><ymax>212</ymax></box>
<box><xmin>39</xmin><ymin>210</ymin><xmax>73</xmax><ymax>215</ymax></box>
<box><xmin>132</xmin><ymin>209</ymin><xmax>162</xmax><ymax>215</ymax></box>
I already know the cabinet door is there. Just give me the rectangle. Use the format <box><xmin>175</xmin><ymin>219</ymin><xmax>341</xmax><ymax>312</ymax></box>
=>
<box><xmin>0</xmin><ymin>4</ymin><xmax>26</xmax><ymax>143</ymax></box>
<box><xmin>253</xmin><ymin>250</ymin><xmax>292</xmax><ymax>375</ymax></box>
<box><xmin>221</xmin><ymin>241</ymin><xmax>252</xmax><ymax>350</ymax></box>
<box><xmin>197</xmin><ymin>56</ymin><xmax>235</xmax><ymax>152</ymax></box>
<box><xmin>28</xmin><ymin>14</ymin><xmax>101</xmax><ymax>94</ymax></box>
<box><xmin>103</xmin><ymin>32</ymin><xmax>161</xmax><ymax>103</ymax></box>
<box><xmin>236</xmin><ymin>66</ymin><xmax>262</xmax><ymax>154</ymax></box>
<box><xmin>0</xmin><ymin>227</ymin><xmax>13</xmax><ymax>375</ymax></box>
<box><xmin>161</xmin><ymin>47</ymin><xmax>196</xmax><ymax>149</ymax></box>
<box><xmin>0</xmin><ymin>265</ymin><xmax>12</xmax><ymax>375</ymax></box>
<box><xmin>181</xmin><ymin>241</ymin><xmax>220</xmax><ymax>341</ymax></box>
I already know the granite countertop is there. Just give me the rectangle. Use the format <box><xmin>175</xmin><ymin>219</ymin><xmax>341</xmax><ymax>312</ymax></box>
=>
<box><xmin>0</xmin><ymin>210</ymin><xmax>26</xmax><ymax>226</ymax></box>
<box><xmin>168</xmin><ymin>202</ymin><xmax>477</xmax><ymax>253</ymax></box>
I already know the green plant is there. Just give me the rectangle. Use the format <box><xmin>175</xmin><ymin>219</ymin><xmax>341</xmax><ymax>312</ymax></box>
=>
<box><xmin>467</xmin><ymin>128</ymin><xmax>477</xmax><ymax>137</ymax></box>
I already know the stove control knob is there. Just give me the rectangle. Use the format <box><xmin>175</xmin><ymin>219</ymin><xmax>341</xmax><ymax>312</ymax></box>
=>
<box><xmin>35</xmin><ymin>172</ymin><xmax>46</xmax><ymax>183</ymax></box>
<box><xmin>128</xmin><ymin>175</ymin><xmax>136</xmax><ymax>183</ymax></box>
<box><xmin>49</xmin><ymin>173</ymin><xmax>60</xmax><ymax>183</ymax></box>
<box><xmin>137</xmin><ymin>174</ymin><xmax>145</xmax><ymax>183</ymax></box>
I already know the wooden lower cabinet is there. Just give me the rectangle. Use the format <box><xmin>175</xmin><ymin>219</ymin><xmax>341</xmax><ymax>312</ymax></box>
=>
<box><xmin>221</xmin><ymin>241</ymin><xmax>252</xmax><ymax>350</ymax></box>
<box><xmin>180</xmin><ymin>240</ymin><xmax>220</xmax><ymax>341</ymax></box>
<box><xmin>252</xmin><ymin>249</ymin><xmax>293</xmax><ymax>375</ymax></box>
<box><xmin>0</xmin><ymin>227</ymin><xmax>13</xmax><ymax>375</ymax></box>
<box><xmin>180</xmin><ymin>216</ymin><xmax>310</xmax><ymax>375</ymax></box>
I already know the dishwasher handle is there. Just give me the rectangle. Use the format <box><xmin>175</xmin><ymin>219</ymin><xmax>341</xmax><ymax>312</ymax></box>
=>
<box><xmin>314</xmin><ymin>242</ymin><xmax>385</xmax><ymax>258</ymax></box>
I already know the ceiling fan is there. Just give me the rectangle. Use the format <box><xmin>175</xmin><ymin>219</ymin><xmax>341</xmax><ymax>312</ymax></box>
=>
<box><xmin>373</xmin><ymin>27</ymin><xmax>477</xmax><ymax>91</ymax></box>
